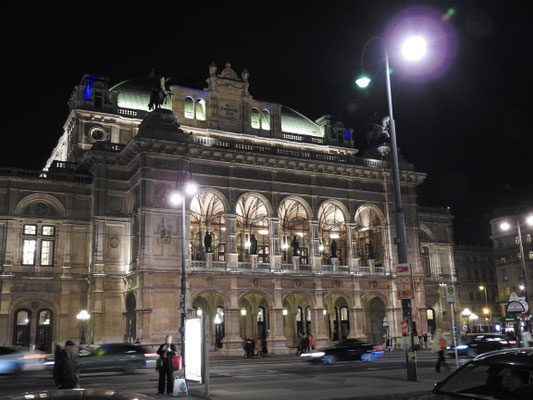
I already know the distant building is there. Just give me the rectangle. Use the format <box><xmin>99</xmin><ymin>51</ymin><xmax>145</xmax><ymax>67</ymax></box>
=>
<box><xmin>454</xmin><ymin>245</ymin><xmax>498</xmax><ymax>332</ymax></box>
<box><xmin>0</xmin><ymin>63</ymin><xmax>457</xmax><ymax>354</ymax></box>
<box><xmin>490</xmin><ymin>208</ymin><xmax>533</xmax><ymax>329</ymax></box>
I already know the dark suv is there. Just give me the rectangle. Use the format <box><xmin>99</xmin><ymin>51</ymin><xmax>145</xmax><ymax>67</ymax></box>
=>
<box><xmin>78</xmin><ymin>343</ymin><xmax>156</xmax><ymax>374</ymax></box>
<box><xmin>447</xmin><ymin>334</ymin><xmax>516</xmax><ymax>358</ymax></box>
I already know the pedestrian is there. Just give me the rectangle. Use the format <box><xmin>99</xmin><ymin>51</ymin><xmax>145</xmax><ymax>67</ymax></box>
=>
<box><xmin>423</xmin><ymin>332</ymin><xmax>428</xmax><ymax>348</ymax></box>
<box><xmin>244</xmin><ymin>337</ymin><xmax>254</xmax><ymax>358</ymax></box>
<box><xmin>256</xmin><ymin>337</ymin><xmax>264</xmax><ymax>358</ymax></box>
<box><xmin>414</xmin><ymin>335</ymin><xmax>421</xmax><ymax>351</ymax></box>
<box><xmin>53</xmin><ymin>340</ymin><xmax>80</xmax><ymax>389</ymax></box>
<box><xmin>310</xmin><ymin>334</ymin><xmax>316</xmax><ymax>350</ymax></box>
<box><xmin>302</xmin><ymin>334</ymin><xmax>310</xmax><ymax>353</ymax></box>
<box><xmin>156</xmin><ymin>335</ymin><xmax>177</xmax><ymax>396</ymax></box>
<box><xmin>296</xmin><ymin>335</ymin><xmax>303</xmax><ymax>356</ymax></box>
<box><xmin>433</xmin><ymin>330</ymin><xmax>449</xmax><ymax>373</ymax></box>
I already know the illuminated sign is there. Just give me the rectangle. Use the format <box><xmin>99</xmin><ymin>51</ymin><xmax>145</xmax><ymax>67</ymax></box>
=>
<box><xmin>185</xmin><ymin>317</ymin><xmax>203</xmax><ymax>382</ymax></box>
<box><xmin>396</xmin><ymin>264</ymin><xmax>413</xmax><ymax>300</ymax></box>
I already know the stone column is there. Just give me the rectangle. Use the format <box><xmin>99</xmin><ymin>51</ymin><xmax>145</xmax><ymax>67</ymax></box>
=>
<box><xmin>368</xmin><ymin>259</ymin><xmax>376</xmax><ymax>273</ymax></box>
<box><xmin>346</xmin><ymin>223</ymin><xmax>357</xmax><ymax>268</ymax></box>
<box><xmin>269</xmin><ymin>218</ymin><xmax>281</xmax><ymax>272</ymax></box>
<box><xmin>205</xmin><ymin>252</ymin><xmax>213</xmax><ymax>270</ymax></box>
<box><xmin>225</xmin><ymin>214</ymin><xmax>238</xmax><ymax>271</ymax></box>
<box><xmin>250</xmin><ymin>254</ymin><xmax>258</xmax><ymax>270</ymax></box>
<box><xmin>291</xmin><ymin>256</ymin><xmax>300</xmax><ymax>271</ymax></box>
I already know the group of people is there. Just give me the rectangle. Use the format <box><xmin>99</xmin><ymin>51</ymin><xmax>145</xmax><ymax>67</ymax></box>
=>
<box><xmin>244</xmin><ymin>336</ymin><xmax>268</xmax><ymax>358</ymax></box>
<box><xmin>296</xmin><ymin>333</ymin><xmax>316</xmax><ymax>355</ymax></box>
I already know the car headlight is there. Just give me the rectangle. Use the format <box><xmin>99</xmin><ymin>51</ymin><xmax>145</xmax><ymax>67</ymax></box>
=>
<box><xmin>300</xmin><ymin>352</ymin><xmax>325</xmax><ymax>358</ymax></box>
<box><xmin>457</xmin><ymin>345</ymin><xmax>469</xmax><ymax>350</ymax></box>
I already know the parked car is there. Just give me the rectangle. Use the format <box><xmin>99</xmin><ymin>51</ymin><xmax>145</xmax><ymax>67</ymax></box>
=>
<box><xmin>77</xmin><ymin>343</ymin><xmax>157</xmax><ymax>374</ymax></box>
<box><xmin>0</xmin><ymin>346</ymin><xmax>46</xmax><ymax>374</ymax></box>
<box><xmin>446</xmin><ymin>334</ymin><xmax>516</xmax><ymax>358</ymax></box>
<box><xmin>414</xmin><ymin>348</ymin><xmax>533</xmax><ymax>399</ymax></box>
<box><xmin>301</xmin><ymin>339</ymin><xmax>375</xmax><ymax>363</ymax></box>
<box><xmin>1</xmin><ymin>389</ymin><xmax>153</xmax><ymax>399</ymax></box>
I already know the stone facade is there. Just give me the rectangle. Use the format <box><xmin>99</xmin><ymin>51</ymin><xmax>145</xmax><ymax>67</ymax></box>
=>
<box><xmin>0</xmin><ymin>63</ymin><xmax>457</xmax><ymax>354</ymax></box>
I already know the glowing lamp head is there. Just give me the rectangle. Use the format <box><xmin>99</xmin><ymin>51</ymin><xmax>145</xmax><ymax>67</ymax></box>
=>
<box><xmin>355</xmin><ymin>75</ymin><xmax>371</xmax><ymax>88</ymax></box>
<box><xmin>520</xmin><ymin>285</ymin><xmax>525</xmax><ymax>291</ymax></box>
<box><xmin>185</xmin><ymin>183</ymin><xmax>197</xmax><ymax>196</ymax></box>
<box><xmin>527</xmin><ymin>215</ymin><xmax>533</xmax><ymax>226</ymax></box>
<box><xmin>402</xmin><ymin>36</ymin><xmax>427</xmax><ymax>61</ymax></box>
<box><xmin>319</xmin><ymin>244</ymin><xmax>324</xmax><ymax>252</ymax></box>
<box><xmin>483</xmin><ymin>308</ymin><xmax>489</xmax><ymax>315</ymax></box>
<box><xmin>479</xmin><ymin>285</ymin><xmax>485</xmax><ymax>291</ymax></box>
<box><xmin>500</xmin><ymin>221</ymin><xmax>511</xmax><ymax>231</ymax></box>
<box><xmin>169</xmin><ymin>192</ymin><xmax>183</xmax><ymax>205</ymax></box>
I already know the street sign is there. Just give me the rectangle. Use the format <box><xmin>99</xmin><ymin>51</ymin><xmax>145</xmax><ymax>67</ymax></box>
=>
<box><xmin>396</xmin><ymin>264</ymin><xmax>413</xmax><ymax>300</ymax></box>
<box><xmin>446</xmin><ymin>285</ymin><xmax>456</xmax><ymax>304</ymax></box>
<box><xmin>507</xmin><ymin>301</ymin><xmax>529</xmax><ymax>314</ymax></box>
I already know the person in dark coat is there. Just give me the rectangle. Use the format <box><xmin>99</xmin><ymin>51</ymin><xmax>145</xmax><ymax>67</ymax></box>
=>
<box><xmin>53</xmin><ymin>340</ymin><xmax>80</xmax><ymax>389</ymax></box>
<box><xmin>157</xmin><ymin>335</ymin><xmax>177</xmax><ymax>395</ymax></box>
<box><xmin>302</xmin><ymin>334</ymin><xmax>310</xmax><ymax>353</ymax></box>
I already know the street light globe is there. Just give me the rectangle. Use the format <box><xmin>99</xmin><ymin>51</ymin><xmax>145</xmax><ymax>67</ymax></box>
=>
<box><xmin>355</xmin><ymin>76</ymin><xmax>371</xmax><ymax>88</ymax></box>
<box><xmin>185</xmin><ymin>183</ymin><xmax>197</xmax><ymax>196</ymax></box>
<box><xmin>527</xmin><ymin>215</ymin><xmax>533</xmax><ymax>226</ymax></box>
<box><xmin>402</xmin><ymin>36</ymin><xmax>427</xmax><ymax>61</ymax></box>
<box><xmin>479</xmin><ymin>285</ymin><xmax>485</xmax><ymax>290</ymax></box>
<box><xmin>77</xmin><ymin>310</ymin><xmax>90</xmax><ymax>320</ymax></box>
<box><xmin>500</xmin><ymin>221</ymin><xmax>511</xmax><ymax>231</ymax></box>
<box><xmin>470</xmin><ymin>313</ymin><xmax>479</xmax><ymax>321</ymax></box>
<box><xmin>461</xmin><ymin>308</ymin><xmax>471</xmax><ymax>317</ymax></box>
<box><xmin>483</xmin><ymin>308</ymin><xmax>489</xmax><ymax>315</ymax></box>
<box><xmin>169</xmin><ymin>192</ymin><xmax>182</xmax><ymax>205</ymax></box>
<box><xmin>520</xmin><ymin>285</ymin><xmax>525</xmax><ymax>291</ymax></box>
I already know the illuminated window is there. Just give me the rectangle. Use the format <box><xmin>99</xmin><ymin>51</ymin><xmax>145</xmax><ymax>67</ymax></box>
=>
<box><xmin>184</xmin><ymin>97</ymin><xmax>194</xmax><ymax>119</ymax></box>
<box><xmin>426</xmin><ymin>309</ymin><xmax>434</xmax><ymax>320</ymax></box>
<box><xmin>195</xmin><ymin>98</ymin><xmax>206</xmax><ymax>121</ymax></box>
<box><xmin>22</xmin><ymin>239</ymin><xmax>37</xmax><ymax>265</ymax></box>
<box><xmin>42</xmin><ymin>226</ymin><xmax>55</xmax><ymax>236</ymax></box>
<box><xmin>261</xmin><ymin>109</ymin><xmax>270</xmax><ymax>130</ymax></box>
<box><xmin>251</xmin><ymin>108</ymin><xmax>260</xmax><ymax>129</ymax></box>
<box><xmin>16</xmin><ymin>310</ymin><xmax>30</xmax><ymax>325</ymax></box>
<box><xmin>38</xmin><ymin>310</ymin><xmax>51</xmax><ymax>325</ymax></box>
<box><xmin>40</xmin><ymin>240</ymin><xmax>54</xmax><ymax>266</ymax></box>
<box><xmin>515</xmin><ymin>236</ymin><xmax>520</xmax><ymax>245</ymax></box>
<box><xmin>529</xmin><ymin>250</ymin><xmax>533</xmax><ymax>260</ymax></box>
<box><xmin>24</xmin><ymin>224</ymin><xmax>37</xmax><ymax>235</ymax></box>
<box><xmin>340</xmin><ymin>306</ymin><xmax>349</xmax><ymax>321</ymax></box>
<box><xmin>527</xmin><ymin>234</ymin><xmax>531</xmax><ymax>243</ymax></box>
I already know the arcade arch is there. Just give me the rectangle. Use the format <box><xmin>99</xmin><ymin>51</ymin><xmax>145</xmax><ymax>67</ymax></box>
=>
<box><xmin>279</xmin><ymin>197</ymin><xmax>311</xmax><ymax>265</ymax></box>
<box><xmin>354</xmin><ymin>205</ymin><xmax>385</xmax><ymax>266</ymax></box>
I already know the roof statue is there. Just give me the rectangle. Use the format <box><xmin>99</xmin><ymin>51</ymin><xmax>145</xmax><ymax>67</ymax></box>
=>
<box><xmin>148</xmin><ymin>76</ymin><xmax>172</xmax><ymax>111</ymax></box>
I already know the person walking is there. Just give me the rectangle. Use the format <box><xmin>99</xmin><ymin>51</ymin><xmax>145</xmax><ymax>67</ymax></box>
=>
<box><xmin>423</xmin><ymin>332</ymin><xmax>428</xmax><ymax>348</ymax></box>
<box><xmin>53</xmin><ymin>340</ymin><xmax>80</xmax><ymax>389</ymax></box>
<box><xmin>156</xmin><ymin>335</ymin><xmax>177</xmax><ymax>395</ymax></box>
<box><xmin>244</xmin><ymin>337</ymin><xmax>254</xmax><ymax>358</ymax></box>
<box><xmin>256</xmin><ymin>337</ymin><xmax>264</xmax><ymax>358</ymax></box>
<box><xmin>296</xmin><ymin>335</ymin><xmax>303</xmax><ymax>356</ymax></box>
<box><xmin>433</xmin><ymin>330</ymin><xmax>449</xmax><ymax>373</ymax></box>
<box><xmin>310</xmin><ymin>334</ymin><xmax>317</xmax><ymax>350</ymax></box>
<box><xmin>302</xmin><ymin>334</ymin><xmax>310</xmax><ymax>353</ymax></box>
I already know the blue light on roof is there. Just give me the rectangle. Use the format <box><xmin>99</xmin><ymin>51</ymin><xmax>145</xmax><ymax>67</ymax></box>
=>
<box><xmin>84</xmin><ymin>80</ymin><xmax>95</xmax><ymax>100</ymax></box>
<box><xmin>344</xmin><ymin>129</ymin><xmax>350</xmax><ymax>140</ymax></box>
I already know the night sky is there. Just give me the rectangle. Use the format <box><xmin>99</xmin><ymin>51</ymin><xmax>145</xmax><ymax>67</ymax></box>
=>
<box><xmin>2</xmin><ymin>1</ymin><xmax>531</xmax><ymax>244</ymax></box>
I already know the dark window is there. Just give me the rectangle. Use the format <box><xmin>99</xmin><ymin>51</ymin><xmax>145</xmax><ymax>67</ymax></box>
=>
<box><xmin>94</xmin><ymin>92</ymin><xmax>103</xmax><ymax>108</ymax></box>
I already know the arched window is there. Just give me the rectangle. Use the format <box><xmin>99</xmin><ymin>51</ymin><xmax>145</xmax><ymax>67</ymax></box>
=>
<box><xmin>251</xmin><ymin>108</ymin><xmax>260</xmax><ymax>129</ymax></box>
<box><xmin>195</xmin><ymin>98</ymin><xmax>206</xmax><ymax>121</ymax></box>
<box><xmin>190</xmin><ymin>191</ymin><xmax>226</xmax><ymax>261</ymax></box>
<box><xmin>318</xmin><ymin>202</ymin><xmax>347</xmax><ymax>265</ymax></box>
<box><xmin>13</xmin><ymin>309</ymin><xmax>31</xmax><ymax>346</ymax></box>
<box><xmin>279</xmin><ymin>198</ymin><xmax>310</xmax><ymax>264</ymax></box>
<box><xmin>354</xmin><ymin>205</ymin><xmax>384</xmax><ymax>265</ymax></box>
<box><xmin>421</xmin><ymin>246</ymin><xmax>431</xmax><ymax>277</ymax></box>
<box><xmin>261</xmin><ymin>109</ymin><xmax>270</xmax><ymax>130</ymax></box>
<box><xmin>236</xmin><ymin>194</ymin><xmax>269</xmax><ymax>262</ymax></box>
<box><xmin>184</xmin><ymin>97</ymin><xmax>194</xmax><ymax>119</ymax></box>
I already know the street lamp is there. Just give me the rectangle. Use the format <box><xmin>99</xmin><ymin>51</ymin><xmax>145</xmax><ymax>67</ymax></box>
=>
<box><xmin>76</xmin><ymin>310</ymin><xmax>90</xmax><ymax>345</ymax></box>
<box><xmin>462</xmin><ymin>308</ymin><xmax>472</xmax><ymax>332</ymax></box>
<box><xmin>169</xmin><ymin>170</ymin><xmax>197</xmax><ymax>364</ymax></box>
<box><xmin>355</xmin><ymin>35</ymin><xmax>429</xmax><ymax>382</ymax></box>
<box><xmin>499</xmin><ymin>210</ymin><xmax>533</xmax><ymax>331</ymax></box>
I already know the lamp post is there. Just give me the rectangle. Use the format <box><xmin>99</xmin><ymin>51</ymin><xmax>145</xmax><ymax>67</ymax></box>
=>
<box><xmin>169</xmin><ymin>170</ymin><xmax>198</xmax><ymax>364</ymax></box>
<box><xmin>479</xmin><ymin>285</ymin><xmax>489</xmax><ymax>331</ymax></box>
<box><xmin>76</xmin><ymin>310</ymin><xmax>90</xmax><ymax>345</ymax></box>
<box><xmin>500</xmin><ymin>211</ymin><xmax>533</xmax><ymax>333</ymax></box>
<box><xmin>356</xmin><ymin>35</ymin><xmax>427</xmax><ymax>382</ymax></box>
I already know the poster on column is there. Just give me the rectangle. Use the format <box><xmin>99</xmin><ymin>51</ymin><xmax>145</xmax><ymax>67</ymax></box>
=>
<box><xmin>185</xmin><ymin>317</ymin><xmax>203</xmax><ymax>382</ymax></box>
<box><xmin>395</xmin><ymin>263</ymin><xmax>413</xmax><ymax>300</ymax></box>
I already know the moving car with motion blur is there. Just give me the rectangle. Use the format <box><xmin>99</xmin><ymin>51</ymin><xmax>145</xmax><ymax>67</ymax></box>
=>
<box><xmin>415</xmin><ymin>348</ymin><xmax>533</xmax><ymax>399</ymax></box>
<box><xmin>300</xmin><ymin>339</ymin><xmax>376</xmax><ymax>363</ymax></box>
<box><xmin>76</xmin><ymin>343</ymin><xmax>158</xmax><ymax>374</ymax></box>
<box><xmin>0</xmin><ymin>346</ymin><xmax>46</xmax><ymax>374</ymax></box>
<box><xmin>446</xmin><ymin>333</ymin><xmax>516</xmax><ymax>358</ymax></box>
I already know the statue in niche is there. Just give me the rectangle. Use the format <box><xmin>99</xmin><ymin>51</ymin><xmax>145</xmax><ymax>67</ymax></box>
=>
<box><xmin>330</xmin><ymin>240</ymin><xmax>338</xmax><ymax>258</ymax></box>
<box><xmin>291</xmin><ymin>236</ymin><xmax>299</xmax><ymax>257</ymax></box>
<box><xmin>366</xmin><ymin>242</ymin><xmax>374</xmax><ymax>259</ymax></box>
<box><xmin>204</xmin><ymin>231</ymin><xmax>212</xmax><ymax>253</ymax></box>
<box><xmin>250</xmin><ymin>234</ymin><xmax>258</xmax><ymax>255</ymax></box>
<box><xmin>148</xmin><ymin>76</ymin><xmax>172</xmax><ymax>111</ymax></box>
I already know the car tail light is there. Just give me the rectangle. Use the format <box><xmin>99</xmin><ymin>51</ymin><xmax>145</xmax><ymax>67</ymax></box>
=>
<box><xmin>23</xmin><ymin>354</ymin><xmax>46</xmax><ymax>359</ymax></box>
<box><xmin>508</xmin><ymin>340</ymin><xmax>516</xmax><ymax>345</ymax></box>
<box><xmin>144</xmin><ymin>352</ymin><xmax>158</xmax><ymax>358</ymax></box>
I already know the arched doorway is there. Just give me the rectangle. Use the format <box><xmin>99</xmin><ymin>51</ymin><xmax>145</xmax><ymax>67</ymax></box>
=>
<box><xmin>192</xmin><ymin>293</ymin><xmax>226</xmax><ymax>350</ymax></box>
<box><xmin>125</xmin><ymin>293</ymin><xmax>136</xmax><ymax>343</ymax></box>
<box><xmin>240</xmin><ymin>293</ymin><xmax>270</xmax><ymax>341</ymax></box>
<box><xmin>13</xmin><ymin>309</ymin><xmax>31</xmax><ymax>346</ymax></box>
<box><xmin>36</xmin><ymin>309</ymin><xmax>53</xmax><ymax>353</ymax></box>
<box><xmin>283</xmin><ymin>293</ymin><xmax>312</xmax><ymax>346</ymax></box>
<box><xmin>426</xmin><ymin>307</ymin><xmax>436</xmax><ymax>335</ymax></box>
<box><xmin>363</xmin><ymin>296</ymin><xmax>386</xmax><ymax>345</ymax></box>
<box><xmin>324</xmin><ymin>295</ymin><xmax>351</xmax><ymax>342</ymax></box>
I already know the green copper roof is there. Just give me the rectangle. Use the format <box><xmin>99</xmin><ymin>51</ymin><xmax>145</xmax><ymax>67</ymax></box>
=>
<box><xmin>281</xmin><ymin>106</ymin><xmax>324</xmax><ymax>137</ymax></box>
